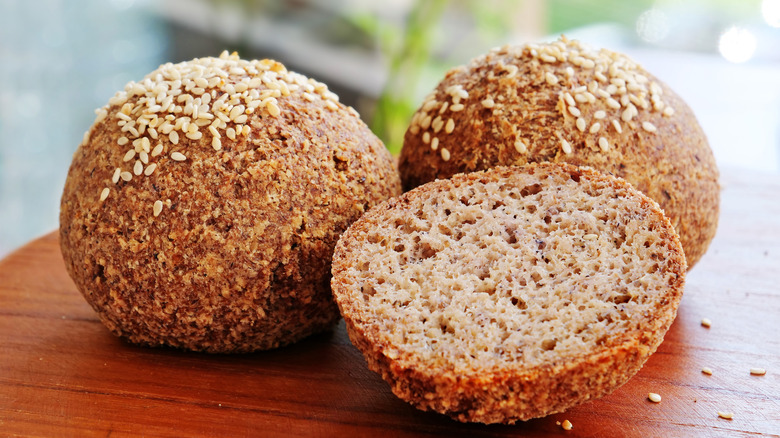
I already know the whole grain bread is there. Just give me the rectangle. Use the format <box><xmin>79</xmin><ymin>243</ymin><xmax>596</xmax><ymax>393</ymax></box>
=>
<box><xmin>331</xmin><ymin>162</ymin><xmax>686</xmax><ymax>423</ymax></box>
<box><xmin>399</xmin><ymin>36</ymin><xmax>718</xmax><ymax>269</ymax></box>
<box><xmin>60</xmin><ymin>52</ymin><xmax>402</xmax><ymax>353</ymax></box>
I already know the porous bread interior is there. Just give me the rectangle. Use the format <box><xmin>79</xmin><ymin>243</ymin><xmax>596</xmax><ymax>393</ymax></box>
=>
<box><xmin>344</xmin><ymin>166</ymin><xmax>679</xmax><ymax>373</ymax></box>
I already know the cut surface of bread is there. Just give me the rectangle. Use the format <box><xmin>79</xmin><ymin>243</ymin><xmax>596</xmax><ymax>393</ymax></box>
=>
<box><xmin>331</xmin><ymin>163</ymin><xmax>686</xmax><ymax>423</ymax></box>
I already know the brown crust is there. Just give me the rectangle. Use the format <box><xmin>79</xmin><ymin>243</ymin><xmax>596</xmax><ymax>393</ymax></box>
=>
<box><xmin>60</xmin><ymin>62</ymin><xmax>401</xmax><ymax>353</ymax></box>
<box><xmin>331</xmin><ymin>163</ymin><xmax>686</xmax><ymax>423</ymax></box>
<box><xmin>399</xmin><ymin>40</ymin><xmax>719</xmax><ymax>269</ymax></box>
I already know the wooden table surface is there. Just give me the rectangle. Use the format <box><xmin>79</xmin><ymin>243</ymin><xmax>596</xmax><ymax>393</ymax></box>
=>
<box><xmin>1</xmin><ymin>168</ymin><xmax>779</xmax><ymax>437</ymax></box>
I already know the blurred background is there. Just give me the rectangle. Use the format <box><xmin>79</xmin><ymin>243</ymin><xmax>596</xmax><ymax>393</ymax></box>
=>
<box><xmin>1</xmin><ymin>0</ymin><xmax>779</xmax><ymax>257</ymax></box>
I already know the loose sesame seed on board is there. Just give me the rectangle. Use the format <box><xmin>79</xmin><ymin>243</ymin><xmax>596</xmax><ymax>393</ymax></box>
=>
<box><xmin>91</xmin><ymin>51</ymin><xmax>345</xmax><ymax>210</ymax></box>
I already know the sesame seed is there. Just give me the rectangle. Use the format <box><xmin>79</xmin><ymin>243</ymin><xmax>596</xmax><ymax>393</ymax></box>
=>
<box><xmin>750</xmin><ymin>368</ymin><xmax>766</xmax><ymax>376</ymax></box>
<box><xmin>169</xmin><ymin>131</ymin><xmax>180</xmax><ymax>145</ymax></box>
<box><xmin>153</xmin><ymin>200</ymin><xmax>163</xmax><ymax>217</ymax></box>
<box><xmin>663</xmin><ymin>106</ymin><xmax>675</xmax><ymax>117</ymax></box>
<box><xmin>112</xmin><ymin>168</ymin><xmax>121</xmax><ymax>184</ymax></box>
<box><xmin>568</xmin><ymin>106</ymin><xmax>581</xmax><ymax>117</ymax></box>
<box><xmin>564</xmin><ymin>93</ymin><xmax>576</xmax><ymax>107</ymax></box>
<box><xmin>576</xmin><ymin>118</ymin><xmax>586</xmax><ymax>132</ymax></box>
<box><xmin>139</xmin><ymin>151</ymin><xmax>149</xmax><ymax>164</ymax></box>
<box><xmin>133</xmin><ymin>160</ymin><xmax>143</xmax><ymax>176</ymax></box>
<box><xmin>144</xmin><ymin>163</ymin><xmax>157</xmax><ymax>176</ymax></box>
<box><xmin>539</xmin><ymin>54</ymin><xmax>557</xmax><ymax>63</ymax></box>
<box><xmin>445</xmin><ymin>118</ymin><xmax>455</xmax><ymax>134</ymax></box>
<box><xmin>185</xmin><ymin>130</ymin><xmax>203</xmax><ymax>140</ymax></box>
<box><xmin>574</xmin><ymin>93</ymin><xmax>589</xmax><ymax>104</ymax></box>
<box><xmin>440</xmin><ymin>147</ymin><xmax>450</xmax><ymax>161</ymax></box>
<box><xmin>151</xmin><ymin>143</ymin><xmax>164</xmax><ymax>157</ymax></box>
<box><xmin>545</xmin><ymin>72</ymin><xmax>559</xmax><ymax>85</ymax></box>
<box><xmin>422</xmin><ymin>100</ymin><xmax>438</xmax><ymax>112</ymax></box>
<box><xmin>432</xmin><ymin>116</ymin><xmax>444</xmax><ymax>133</ymax></box>
<box><xmin>422</xmin><ymin>132</ymin><xmax>431</xmax><ymax>144</ymax></box>
<box><xmin>565</xmin><ymin>67</ymin><xmax>574</xmax><ymax>77</ymax></box>
<box><xmin>431</xmin><ymin>137</ymin><xmax>439</xmax><ymax>151</ymax></box>
<box><xmin>642</xmin><ymin>121</ymin><xmax>657</xmax><ymax>133</ymax></box>
<box><xmin>593</xmin><ymin>110</ymin><xmax>606</xmax><ymax>119</ymax></box>
<box><xmin>718</xmin><ymin>412</ymin><xmax>733</xmax><ymax>420</ymax></box>
<box><xmin>123</xmin><ymin>149</ymin><xmax>136</xmax><ymax>162</ymax></box>
<box><xmin>267</xmin><ymin>101</ymin><xmax>281</xmax><ymax>117</ymax></box>
<box><xmin>120</xmin><ymin>171</ymin><xmax>132</xmax><ymax>182</ymax></box>
<box><xmin>589</xmin><ymin>122</ymin><xmax>601</xmax><ymax>134</ymax></box>
<box><xmin>561</xmin><ymin>419</ymin><xmax>572</xmax><ymax>431</ymax></box>
<box><xmin>648</xmin><ymin>393</ymin><xmax>662</xmax><ymax>403</ymax></box>
<box><xmin>598</xmin><ymin>137</ymin><xmax>610</xmax><ymax>152</ymax></box>
<box><xmin>117</xmin><ymin>136</ymin><xmax>129</xmax><ymax>146</ymax></box>
<box><xmin>612</xmin><ymin>120</ymin><xmax>623</xmax><ymax>134</ymax></box>
<box><xmin>702</xmin><ymin>367</ymin><xmax>713</xmax><ymax>375</ymax></box>
<box><xmin>561</xmin><ymin>138</ymin><xmax>572</xmax><ymax>154</ymax></box>
<box><xmin>99</xmin><ymin>187</ymin><xmax>110</xmax><ymax>202</ymax></box>
<box><xmin>701</xmin><ymin>318</ymin><xmax>711</xmax><ymax>328</ymax></box>
<box><xmin>439</xmin><ymin>102</ymin><xmax>449</xmax><ymax>114</ymax></box>
<box><xmin>621</xmin><ymin>107</ymin><xmax>634</xmax><ymax>122</ymax></box>
<box><xmin>606</xmin><ymin>98</ymin><xmax>621</xmax><ymax>109</ymax></box>
<box><xmin>212</xmin><ymin>137</ymin><xmax>222</xmax><ymax>151</ymax></box>
<box><xmin>450</xmin><ymin>103</ymin><xmax>465</xmax><ymax>112</ymax></box>
<box><xmin>170</xmin><ymin>152</ymin><xmax>187</xmax><ymax>161</ymax></box>
<box><xmin>480</xmin><ymin>98</ymin><xmax>495</xmax><ymax>108</ymax></box>
<box><xmin>515</xmin><ymin>138</ymin><xmax>527</xmax><ymax>154</ymax></box>
<box><xmin>583</xmin><ymin>233</ymin><xmax>598</xmax><ymax>241</ymax></box>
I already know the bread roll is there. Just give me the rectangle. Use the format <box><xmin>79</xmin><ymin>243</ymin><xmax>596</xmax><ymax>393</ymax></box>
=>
<box><xmin>399</xmin><ymin>36</ymin><xmax>718</xmax><ymax>269</ymax></box>
<box><xmin>60</xmin><ymin>52</ymin><xmax>401</xmax><ymax>353</ymax></box>
<box><xmin>331</xmin><ymin>163</ymin><xmax>686</xmax><ymax>423</ymax></box>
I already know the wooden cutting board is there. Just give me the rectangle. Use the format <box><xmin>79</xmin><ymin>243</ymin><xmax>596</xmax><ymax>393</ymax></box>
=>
<box><xmin>1</xmin><ymin>168</ymin><xmax>779</xmax><ymax>437</ymax></box>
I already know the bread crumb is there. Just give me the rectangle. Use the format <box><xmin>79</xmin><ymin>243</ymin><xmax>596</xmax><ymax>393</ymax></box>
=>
<box><xmin>700</xmin><ymin>318</ymin><xmax>711</xmax><ymax>328</ymax></box>
<box><xmin>562</xmin><ymin>419</ymin><xmax>573</xmax><ymax>430</ymax></box>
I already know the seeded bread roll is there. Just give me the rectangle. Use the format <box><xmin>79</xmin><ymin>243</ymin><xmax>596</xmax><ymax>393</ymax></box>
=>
<box><xmin>331</xmin><ymin>163</ymin><xmax>686</xmax><ymax>424</ymax></box>
<box><xmin>60</xmin><ymin>52</ymin><xmax>402</xmax><ymax>353</ymax></box>
<box><xmin>399</xmin><ymin>36</ymin><xmax>718</xmax><ymax>269</ymax></box>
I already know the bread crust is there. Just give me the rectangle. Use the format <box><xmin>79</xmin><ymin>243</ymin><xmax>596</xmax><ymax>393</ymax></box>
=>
<box><xmin>60</xmin><ymin>55</ymin><xmax>401</xmax><ymax>353</ymax></box>
<box><xmin>332</xmin><ymin>163</ymin><xmax>686</xmax><ymax>423</ymax></box>
<box><xmin>399</xmin><ymin>38</ymin><xmax>719</xmax><ymax>268</ymax></box>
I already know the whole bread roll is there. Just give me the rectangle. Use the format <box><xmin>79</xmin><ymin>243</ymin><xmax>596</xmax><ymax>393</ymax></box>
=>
<box><xmin>399</xmin><ymin>36</ymin><xmax>718</xmax><ymax>269</ymax></box>
<box><xmin>60</xmin><ymin>52</ymin><xmax>401</xmax><ymax>353</ymax></box>
<box><xmin>331</xmin><ymin>162</ymin><xmax>686</xmax><ymax>423</ymax></box>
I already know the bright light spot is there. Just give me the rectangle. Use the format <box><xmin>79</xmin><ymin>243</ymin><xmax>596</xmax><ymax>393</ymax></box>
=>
<box><xmin>762</xmin><ymin>0</ymin><xmax>780</xmax><ymax>27</ymax></box>
<box><xmin>636</xmin><ymin>9</ymin><xmax>670</xmax><ymax>43</ymax></box>
<box><xmin>718</xmin><ymin>27</ymin><xmax>757</xmax><ymax>63</ymax></box>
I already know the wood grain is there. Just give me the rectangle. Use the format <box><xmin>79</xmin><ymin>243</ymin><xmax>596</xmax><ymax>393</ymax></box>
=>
<box><xmin>1</xmin><ymin>168</ymin><xmax>779</xmax><ymax>437</ymax></box>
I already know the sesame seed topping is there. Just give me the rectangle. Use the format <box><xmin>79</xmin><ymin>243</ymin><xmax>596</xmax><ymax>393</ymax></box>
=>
<box><xmin>663</xmin><ymin>106</ymin><xmax>675</xmax><ymax>117</ymax></box>
<box><xmin>563</xmin><ymin>93</ymin><xmax>576</xmax><ymax>107</ymax></box>
<box><xmin>589</xmin><ymin>122</ymin><xmax>601</xmax><ymax>134</ymax></box>
<box><xmin>561</xmin><ymin>138</ymin><xmax>572</xmax><ymax>154</ymax></box>
<box><xmin>593</xmin><ymin>110</ymin><xmax>606</xmax><ymax>119</ymax></box>
<box><xmin>701</xmin><ymin>367</ymin><xmax>713</xmax><ymax>375</ymax></box>
<box><xmin>598</xmin><ymin>137</ymin><xmax>610</xmax><ymax>152</ymax></box>
<box><xmin>99</xmin><ymin>187</ymin><xmax>110</xmax><ymax>202</ymax></box>
<box><xmin>422</xmin><ymin>132</ymin><xmax>431</xmax><ymax>144</ymax></box>
<box><xmin>583</xmin><ymin>233</ymin><xmax>598</xmax><ymax>240</ymax></box>
<box><xmin>153</xmin><ymin>200</ymin><xmax>163</xmax><ymax>217</ymax></box>
<box><xmin>144</xmin><ymin>163</ymin><xmax>157</xmax><ymax>176</ymax></box>
<box><xmin>648</xmin><ymin>393</ymin><xmax>662</xmax><ymax>403</ymax></box>
<box><xmin>112</xmin><ymin>168</ymin><xmax>121</xmax><ymax>184</ymax></box>
<box><xmin>642</xmin><ymin>121</ymin><xmax>657</xmax><ymax>132</ymax></box>
<box><xmin>568</xmin><ymin>106</ymin><xmax>581</xmax><ymax>117</ymax></box>
<box><xmin>117</xmin><ymin>136</ymin><xmax>129</xmax><ymax>146</ymax></box>
<box><xmin>750</xmin><ymin>367</ymin><xmax>766</xmax><ymax>376</ymax></box>
<box><xmin>431</xmin><ymin>137</ymin><xmax>439</xmax><ymax>151</ymax></box>
<box><xmin>545</xmin><ymin>72</ymin><xmax>559</xmax><ymax>85</ymax></box>
<box><xmin>123</xmin><ymin>149</ymin><xmax>136</xmax><ymax>162</ymax></box>
<box><xmin>151</xmin><ymin>143</ymin><xmax>164</xmax><ymax>157</ymax></box>
<box><xmin>561</xmin><ymin>419</ymin><xmax>572</xmax><ymax>431</ymax></box>
<box><xmin>515</xmin><ymin>138</ymin><xmax>527</xmax><ymax>154</ymax></box>
<box><xmin>133</xmin><ymin>160</ymin><xmax>143</xmax><ymax>176</ymax></box>
<box><xmin>120</xmin><ymin>171</ymin><xmax>132</xmax><ymax>182</ymax></box>
<box><xmin>170</xmin><ymin>152</ymin><xmax>187</xmax><ymax>161</ymax></box>
<box><xmin>450</xmin><ymin>103</ymin><xmax>465</xmax><ymax>112</ymax></box>
<box><xmin>481</xmin><ymin>98</ymin><xmax>495</xmax><ymax>108</ymax></box>
<box><xmin>576</xmin><ymin>118</ymin><xmax>586</xmax><ymax>132</ymax></box>
<box><xmin>445</xmin><ymin>118</ymin><xmax>455</xmax><ymax>134</ymax></box>
<box><xmin>440</xmin><ymin>147</ymin><xmax>450</xmax><ymax>161</ymax></box>
<box><xmin>718</xmin><ymin>412</ymin><xmax>734</xmax><ymax>420</ymax></box>
<box><xmin>612</xmin><ymin>120</ymin><xmax>623</xmax><ymax>134</ymax></box>
<box><xmin>701</xmin><ymin>318</ymin><xmax>711</xmax><ymax>328</ymax></box>
<box><xmin>169</xmin><ymin>130</ymin><xmax>180</xmax><ymax>145</ymax></box>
